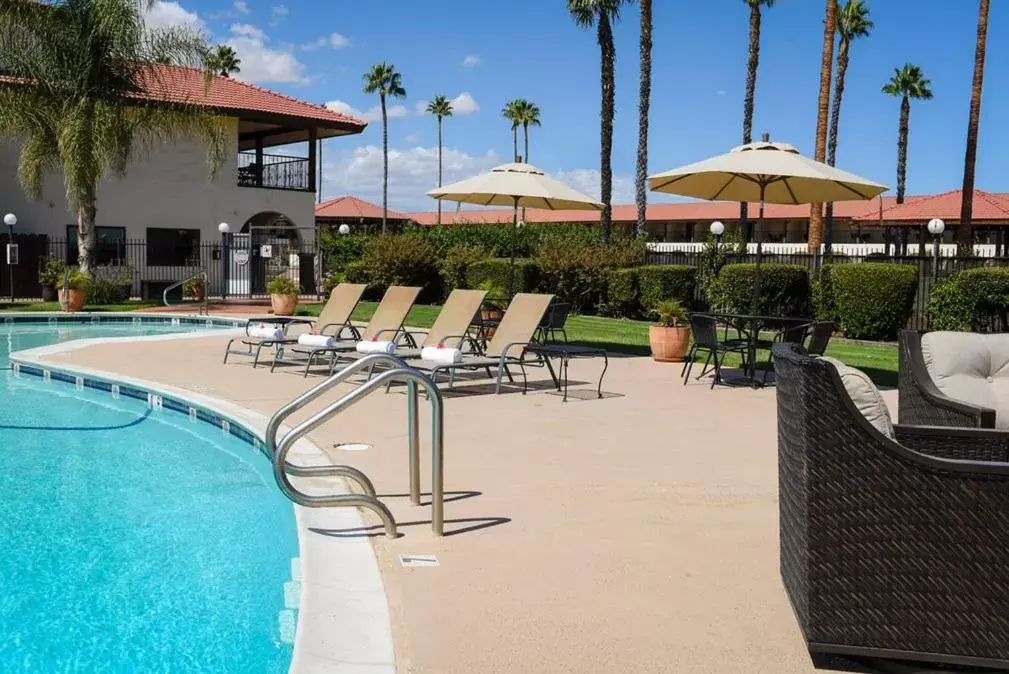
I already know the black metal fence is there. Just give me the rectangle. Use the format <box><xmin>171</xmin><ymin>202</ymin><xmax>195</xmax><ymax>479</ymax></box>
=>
<box><xmin>0</xmin><ymin>235</ymin><xmax>319</xmax><ymax>302</ymax></box>
<box><xmin>646</xmin><ymin>249</ymin><xmax>1009</xmax><ymax>332</ymax></box>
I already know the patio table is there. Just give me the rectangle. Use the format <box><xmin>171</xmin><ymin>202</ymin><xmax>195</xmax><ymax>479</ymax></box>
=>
<box><xmin>523</xmin><ymin>344</ymin><xmax>608</xmax><ymax>402</ymax></box>
<box><xmin>708</xmin><ymin>313</ymin><xmax>809</xmax><ymax>389</ymax></box>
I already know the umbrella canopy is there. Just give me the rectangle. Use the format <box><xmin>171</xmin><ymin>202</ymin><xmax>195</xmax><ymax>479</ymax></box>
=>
<box><xmin>428</xmin><ymin>162</ymin><xmax>604</xmax><ymax>210</ymax></box>
<box><xmin>648</xmin><ymin>141</ymin><xmax>887</xmax><ymax>204</ymax></box>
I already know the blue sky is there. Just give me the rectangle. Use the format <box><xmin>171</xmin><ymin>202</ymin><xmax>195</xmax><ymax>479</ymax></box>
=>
<box><xmin>149</xmin><ymin>0</ymin><xmax>1008</xmax><ymax>211</ymax></box>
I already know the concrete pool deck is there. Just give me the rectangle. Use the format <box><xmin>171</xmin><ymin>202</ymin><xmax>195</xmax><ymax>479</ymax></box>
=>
<box><xmin>33</xmin><ymin>328</ymin><xmax>900</xmax><ymax>673</ymax></box>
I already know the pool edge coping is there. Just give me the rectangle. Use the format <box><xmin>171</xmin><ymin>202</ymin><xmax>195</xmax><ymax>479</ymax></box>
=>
<box><xmin>7</xmin><ymin>319</ymin><xmax>396</xmax><ymax>674</ymax></box>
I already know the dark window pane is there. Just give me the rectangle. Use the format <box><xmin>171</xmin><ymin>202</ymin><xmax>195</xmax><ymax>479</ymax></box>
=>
<box><xmin>146</xmin><ymin>228</ymin><xmax>200</xmax><ymax>266</ymax></box>
<box><xmin>66</xmin><ymin>226</ymin><xmax>126</xmax><ymax>266</ymax></box>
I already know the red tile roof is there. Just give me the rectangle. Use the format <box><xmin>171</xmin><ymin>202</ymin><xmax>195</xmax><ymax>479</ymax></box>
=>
<box><xmin>853</xmin><ymin>188</ymin><xmax>1009</xmax><ymax>223</ymax></box>
<box><xmin>316</xmin><ymin>196</ymin><xmax>408</xmax><ymax>221</ymax></box>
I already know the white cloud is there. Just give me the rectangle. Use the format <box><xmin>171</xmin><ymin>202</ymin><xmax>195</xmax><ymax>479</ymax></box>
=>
<box><xmin>298</xmin><ymin>32</ymin><xmax>350</xmax><ymax>51</ymax></box>
<box><xmin>227</xmin><ymin>23</ymin><xmax>308</xmax><ymax>84</ymax></box>
<box><xmin>234</xmin><ymin>1</ymin><xmax>250</xmax><ymax>15</ymax></box>
<box><xmin>329</xmin><ymin>32</ymin><xmax>350</xmax><ymax>48</ymax></box>
<box><xmin>322</xmin><ymin>145</ymin><xmax>501</xmax><ymax>210</ymax></box>
<box><xmin>145</xmin><ymin>1</ymin><xmax>206</xmax><ymax>32</ymax></box>
<box><xmin>273</xmin><ymin>4</ymin><xmax>289</xmax><ymax>16</ymax></box>
<box><xmin>414</xmin><ymin>100</ymin><xmax>428</xmax><ymax>115</ymax></box>
<box><xmin>405</xmin><ymin>133</ymin><xmax>421</xmax><ymax>143</ymax></box>
<box><xmin>450</xmin><ymin>92</ymin><xmax>479</xmax><ymax>115</ymax></box>
<box><xmin>463</xmin><ymin>55</ymin><xmax>480</xmax><ymax>67</ymax></box>
<box><xmin>554</xmin><ymin>169</ymin><xmax>636</xmax><ymax>204</ymax></box>
<box><xmin>324</xmin><ymin>100</ymin><xmax>408</xmax><ymax>123</ymax></box>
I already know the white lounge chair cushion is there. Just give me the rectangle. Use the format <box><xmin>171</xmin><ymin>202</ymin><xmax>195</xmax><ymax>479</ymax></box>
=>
<box><xmin>821</xmin><ymin>356</ymin><xmax>895</xmax><ymax>440</ymax></box>
<box><xmin>297</xmin><ymin>333</ymin><xmax>335</xmax><ymax>348</ymax></box>
<box><xmin>248</xmin><ymin>324</ymin><xmax>285</xmax><ymax>340</ymax></box>
<box><xmin>420</xmin><ymin>346</ymin><xmax>462</xmax><ymax>364</ymax></box>
<box><xmin>920</xmin><ymin>331</ymin><xmax>1009</xmax><ymax>428</ymax></box>
<box><xmin>356</xmin><ymin>340</ymin><xmax>396</xmax><ymax>355</ymax></box>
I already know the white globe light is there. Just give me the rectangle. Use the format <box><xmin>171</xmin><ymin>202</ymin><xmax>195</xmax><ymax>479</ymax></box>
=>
<box><xmin>927</xmin><ymin>218</ymin><xmax>945</xmax><ymax>235</ymax></box>
<box><xmin>3</xmin><ymin>213</ymin><xmax>16</xmax><ymax>227</ymax></box>
<box><xmin>517</xmin><ymin>220</ymin><xmax>526</xmax><ymax>229</ymax></box>
<box><xmin>710</xmin><ymin>220</ymin><xmax>725</xmax><ymax>236</ymax></box>
<box><xmin>217</xmin><ymin>222</ymin><xmax>230</xmax><ymax>234</ymax></box>
<box><xmin>338</xmin><ymin>223</ymin><xmax>351</xmax><ymax>235</ymax></box>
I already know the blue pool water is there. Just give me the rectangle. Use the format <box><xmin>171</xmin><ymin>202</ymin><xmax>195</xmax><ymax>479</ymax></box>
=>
<box><xmin>0</xmin><ymin>321</ymin><xmax>298</xmax><ymax>672</ymax></box>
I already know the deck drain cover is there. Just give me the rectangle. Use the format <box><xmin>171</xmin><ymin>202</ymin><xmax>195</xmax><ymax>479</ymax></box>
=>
<box><xmin>334</xmin><ymin>442</ymin><xmax>372</xmax><ymax>452</ymax></box>
<box><xmin>399</xmin><ymin>554</ymin><xmax>439</xmax><ymax>568</ymax></box>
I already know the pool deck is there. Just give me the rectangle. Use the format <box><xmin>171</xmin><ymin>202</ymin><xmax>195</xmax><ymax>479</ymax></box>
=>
<box><xmin>31</xmin><ymin>326</ymin><xmax>900</xmax><ymax>673</ymax></box>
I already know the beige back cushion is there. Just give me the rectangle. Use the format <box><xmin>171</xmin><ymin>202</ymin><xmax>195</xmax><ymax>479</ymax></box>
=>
<box><xmin>821</xmin><ymin>356</ymin><xmax>895</xmax><ymax>439</ymax></box>
<box><xmin>920</xmin><ymin>331</ymin><xmax>1009</xmax><ymax>428</ymax></box>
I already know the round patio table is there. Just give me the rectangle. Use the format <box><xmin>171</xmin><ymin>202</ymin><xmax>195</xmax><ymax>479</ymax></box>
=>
<box><xmin>707</xmin><ymin>313</ymin><xmax>810</xmax><ymax>388</ymax></box>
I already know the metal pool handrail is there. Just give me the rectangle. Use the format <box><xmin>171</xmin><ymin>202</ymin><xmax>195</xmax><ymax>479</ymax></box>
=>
<box><xmin>163</xmin><ymin>270</ymin><xmax>209</xmax><ymax>316</ymax></box>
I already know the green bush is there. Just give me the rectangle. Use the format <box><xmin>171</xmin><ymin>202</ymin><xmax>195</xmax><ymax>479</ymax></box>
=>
<box><xmin>38</xmin><ymin>256</ymin><xmax>66</xmax><ymax>287</ymax></box>
<box><xmin>358</xmin><ymin>234</ymin><xmax>441</xmax><ymax>303</ymax></box>
<box><xmin>466</xmin><ymin>258</ymin><xmax>541</xmax><ymax>295</ymax></box>
<box><xmin>811</xmin><ymin>264</ymin><xmax>837</xmax><ymax>323</ymax></box>
<box><xmin>712</xmin><ymin>263</ymin><xmax>811</xmax><ymax>317</ymax></box>
<box><xmin>438</xmin><ymin>243</ymin><xmax>487</xmax><ymax>296</ymax></box>
<box><xmin>318</xmin><ymin>227</ymin><xmax>369</xmax><ymax>274</ymax></box>
<box><xmin>638</xmin><ymin>265</ymin><xmax>696</xmax><ymax>313</ymax></box>
<box><xmin>266</xmin><ymin>275</ymin><xmax>300</xmax><ymax>295</ymax></box>
<box><xmin>602</xmin><ymin>268</ymin><xmax>638</xmax><ymax>318</ymax></box>
<box><xmin>928</xmin><ymin>267</ymin><xmax>1009</xmax><ymax>332</ymax></box>
<box><xmin>88</xmin><ymin>265</ymin><xmax>132</xmax><ymax>304</ymax></box>
<box><xmin>535</xmin><ymin>240</ymin><xmax>646</xmax><ymax>313</ymax></box>
<box><xmin>830</xmin><ymin>262</ymin><xmax>917</xmax><ymax>340</ymax></box>
<box><xmin>342</xmin><ymin>260</ymin><xmax>381</xmax><ymax>300</ymax></box>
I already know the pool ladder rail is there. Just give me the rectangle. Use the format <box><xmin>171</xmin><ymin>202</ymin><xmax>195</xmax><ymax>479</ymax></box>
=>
<box><xmin>162</xmin><ymin>270</ymin><xmax>209</xmax><ymax>316</ymax></box>
<box><xmin>265</xmin><ymin>353</ymin><xmax>445</xmax><ymax>539</ymax></box>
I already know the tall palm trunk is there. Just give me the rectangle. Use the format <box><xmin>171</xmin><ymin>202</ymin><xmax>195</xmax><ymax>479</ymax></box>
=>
<box><xmin>436</xmin><ymin>115</ymin><xmax>443</xmax><ymax>226</ymax></box>
<box><xmin>808</xmin><ymin>0</ymin><xmax>837</xmax><ymax>253</ymax></box>
<box><xmin>958</xmin><ymin>0</ymin><xmax>990</xmax><ymax>253</ymax></box>
<box><xmin>599</xmin><ymin>12</ymin><xmax>616</xmax><ymax>242</ymax></box>
<box><xmin>739</xmin><ymin>2</ymin><xmax>762</xmax><ymax>243</ymax></box>
<box><xmin>77</xmin><ymin>198</ymin><xmax>96</xmax><ymax>277</ymax></box>
<box><xmin>523</xmin><ymin>121</ymin><xmax>530</xmax><ymax>162</ymax></box>
<box><xmin>823</xmin><ymin>37</ymin><xmax>850</xmax><ymax>251</ymax></box>
<box><xmin>380</xmin><ymin>93</ymin><xmax>388</xmax><ymax>233</ymax></box>
<box><xmin>896</xmin><ymin>96</ymin><xmax>910</xmax><ymax>204</ymax></box>
<box><xmin>635</xmin><ymin>0</ymin><xmax>652</xmax><ymax>239</ymax></box>
<box><xmin>512</xmin><ymin>126</ymin><xmax>518</xmax><ymax>162</ymax></box>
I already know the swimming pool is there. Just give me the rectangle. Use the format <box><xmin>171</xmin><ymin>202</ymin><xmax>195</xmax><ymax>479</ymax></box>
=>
<box><xmin>0</xmin><ymin>317</ymin><xmax>299</xmax><ymax>672</ymax></box>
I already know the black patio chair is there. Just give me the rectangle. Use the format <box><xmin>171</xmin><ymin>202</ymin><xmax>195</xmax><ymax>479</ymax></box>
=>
<box><xmin>775</xmin><ymin>342</ymin><xmax>1009</xmax><ymax>673</ymax></box>
<box><xmin>536</xmin><ymin>302</ymin><xmax>571</xmax><ymax>344</ymax></box>
<box><xmin>681</xmin><ymin>313</ymin><xmax>749</xmax><ymax>388</ymax></box>
<box><xmin>805</xmin><ymin>321</ymin><xmax>835</xmax><ymax>356</ymax></box>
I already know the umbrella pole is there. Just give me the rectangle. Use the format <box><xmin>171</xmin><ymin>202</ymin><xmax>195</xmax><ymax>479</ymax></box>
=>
<box><xmin>509</xmin><ymin>195</ymin><xmax>519</xmax><ymax>297</ymax></box>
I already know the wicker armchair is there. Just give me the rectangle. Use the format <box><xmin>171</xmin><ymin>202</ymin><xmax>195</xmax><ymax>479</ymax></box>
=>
<box><xmin>898</xmin><ymin>330</ymin><xmax>997</xmax><ymax>428</ymax></box>
<box><xmin>774</xmin><ymin>342</ymin><xmax>1009</xmax><ymax>673</ymax></box>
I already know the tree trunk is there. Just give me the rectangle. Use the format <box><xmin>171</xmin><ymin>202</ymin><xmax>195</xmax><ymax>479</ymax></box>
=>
<box><xmin>896</xmin><ymin>95</ymin><xmax>910</xmax><ymax>204</ymax></box>
<box><xmin>599</xmin><ymin>13</ymin><xmax>616</xmax><ymax>243</ymax></box>
<box><xmin>958</xmin><ymin>0</ymin><xmax>990</xmax><ymax>254</ymax></box>
<box><xmin>76</xmin><ymin>199</ymin><xmax>97</xmax><ymax>277</ymax></box>
<box><xmin>739</xmin><ymin>3</ymin><xmax>762</xmax><ymax>242</ymax></box>
<box><xmin>381</xmin><ymin>94</ymin><xmax>388</xmax><ymax>234</ymax></box>
<box><xmin>523</xmin><ymin>121</ymin><xmax>530</xmax><ymax>163</ymax></box>
<box><xmin>807</xmin><ymin>0</ymin><xmax>836</xmax><ymax>253</ymax></box>
<box><xmin>437</xmin><ymin>115</ymin><xmax>443</xmax><ymax>227</ymax></box>
<box><xmin>635</xmin><ymin>0</ymin><xmax>652</xmax><ymax>239</ymax></box>
<box><xmin>824</xmin><ymin>38</ymin><xmax>850</xmax><ymax>253</ymax></box>
<box><xmin>512</xmin><ymin>126</ymin><xmax>518</xmax><ymax>162</ymax></box>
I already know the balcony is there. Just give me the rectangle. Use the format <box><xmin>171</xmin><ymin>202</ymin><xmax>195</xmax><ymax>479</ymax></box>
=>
<box><xmin>237</xmin><ymin>151</ymin><xmax>310</xmax><ymax>191</ymax></box>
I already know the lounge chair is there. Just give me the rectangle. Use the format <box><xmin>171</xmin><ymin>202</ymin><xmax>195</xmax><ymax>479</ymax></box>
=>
<box><xmin>395</xmin><ymin>288</ymin><xmax>488</xmax><ymax>357</ymax></box>
<box><xmin>409</xmin><ymin>292</ymin><xmax>554</xmax><ymax>393</ymax></box>
<box><xmin>271</xmin><ymin>285</ymin><xmax>422</xmax><ymax>376</ymax></box>
<box><xmin>222</xmin><ymin>283</ymin><xmax>366</xmax><ymax>367</ymax></box>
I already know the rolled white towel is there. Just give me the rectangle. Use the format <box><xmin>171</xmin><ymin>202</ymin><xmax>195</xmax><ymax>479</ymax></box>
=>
<box><xmin>248</xmin><ymin>324</ymin><xmax>285</xmax><ymax>340</ymax></box>
<box><xmin>355</xmin><ymin>340</ymin><xmax>396</xmax><ymax>355</ymax></box>
<box><xmin>297</xmin><ymin>333</ymin><xmax>335</xmax><ymax>348</ymax></box>
<box><xmin>420</xmin><ymin>346</ymin><xmax>462</xmax><ymax>364</ymax></box>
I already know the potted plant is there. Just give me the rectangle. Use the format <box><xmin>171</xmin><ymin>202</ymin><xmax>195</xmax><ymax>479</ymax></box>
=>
<box><xmin>38</xmin><ymin>256</ymin><xmax>66</xmax><ymax>302</ymax></box>
<box><xmin>649</xmin><ymin>299</ymin><xmax>691</xmax><ymax>362</ymax></box>
<box><xmin>59</xmin><ymin>270</ymin><xmax>91</xmax><ymax>313</ymax></box>
<box><xmin>183</xmin><ymin>276</ymin><xmax>206</xmax><ymax>301</ymax></box>
<box><xmin>267</xmin><ymin>275</ymin><xmax>300</xmax><ymax>316</ymax></box>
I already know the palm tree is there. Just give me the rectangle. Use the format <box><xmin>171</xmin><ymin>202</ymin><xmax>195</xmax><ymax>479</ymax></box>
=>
<box><xmin>739</xmin><ymin>0</ymin><xmax>776</xmax><ymax>244</ymax></box>
<box><xmin>958</xmin><ymin>0</ymin><xmax>991</xmax><ymax>252</ymax></box>
<box><xmin>882</xmin><ymin>64</ymin><xmax>934</xmax><ymax>207</ymax></box>
<box><xmin>569</xmin><ymin>0</ymin><xmax>630</xmax><ymax>243</ymax></box>
<box><xmin>807</xmin><ymin>0</ymin><xmax>837</xmax><ymax>253</ymax></box>
<box><xmin>205</xmin><ymin>44</ymin><xmax>241</xmax><ymax>78</ymax></box>
<box><xmin>515</xmin><ymin>99</ymin><xmax>541</xmax><ymax>163</ymax></box>
<box><xmin>502</xmin><ymin>99</ymin><xmax>522</xmax><ymax>161</ymax></box>
<box><xmin>426</xmin><ymin>96</ymin><xmax>453</xmax><ymax>226</ymax></box>
<box><xmin>0</xmin><ymin>0</ymin><xmax>226</xmax><ymax>276</ymax></box>
<box><xmin>635</xmin><ymin>0</ymin><xmax>652</xmax><ymax>239</ymax></box>
<box><xmin>824</xmin><ymin>0</ymin><xmax>873</xmax><ymax>249</ymax></box>
<box><xmin>363</xmin><ymin>62</ymin><xmax>406</xmax><ymax>233</ymax></box>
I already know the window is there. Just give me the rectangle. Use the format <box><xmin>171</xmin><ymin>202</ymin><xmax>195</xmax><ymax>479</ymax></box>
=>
<box><xmin>146</xmin><ymin>228</ymin><xmax>201</xmax><ymax>267</ymax></box>
<box><xmin>66</xmin><ymin>226</ymin><xmax>126</xmax><ymax>265</ymax></box>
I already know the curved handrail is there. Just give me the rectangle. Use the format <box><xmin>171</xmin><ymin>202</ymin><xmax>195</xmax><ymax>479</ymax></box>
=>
<box><xmin>274</xmin><ymin>365</ymin><xmax>445</xmax><ymax>537</ymax></box>
<box><xmin>163</xmin><ymin>270</ymin><xmax>209</xmax><ymax>316</ymax></box>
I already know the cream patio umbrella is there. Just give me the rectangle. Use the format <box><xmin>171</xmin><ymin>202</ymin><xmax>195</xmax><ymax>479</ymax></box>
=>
<box><xmin>428</xmin><ymin>162</ymin><xmax>603</xmax><ymax>294</ymax></box>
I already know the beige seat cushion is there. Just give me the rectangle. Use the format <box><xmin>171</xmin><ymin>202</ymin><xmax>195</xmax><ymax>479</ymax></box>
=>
<box><xmin>920</xmin><ymin>331</ymin><xmax>1009</xmax><ymax>429</ymax></box>
<box><xmin>821</xmin><ymin>356</ymin><xmax>895</xmax><ymax>439</ymax></box>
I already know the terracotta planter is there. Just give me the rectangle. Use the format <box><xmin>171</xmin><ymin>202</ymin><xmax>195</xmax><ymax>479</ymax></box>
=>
<box><xmin>649</xmin><ymin>325</ymin><xmax>691</xmax><ymax>363</ymax></box>
<box><xmin>271</xmin><ymin>293</ymin><xmax>298</xmax><ymax>316</ymax></box>
<box><xmin>480</xmin><ymin>305</ymin><xmax>504</xmax><ymax>339</ymax></box>
<box><xmin>58</xmin><ymin>288</ymin><xmax>87</xmax><ymax>313</ymax></box>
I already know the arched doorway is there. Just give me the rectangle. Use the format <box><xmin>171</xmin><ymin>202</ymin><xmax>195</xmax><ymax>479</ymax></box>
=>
<box><xmin>236</xmin><ymin>212</ymin><xmax>315</xmax><ymax>296</ymax></box>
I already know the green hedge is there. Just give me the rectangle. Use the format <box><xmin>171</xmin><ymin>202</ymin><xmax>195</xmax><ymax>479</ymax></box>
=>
<box><xmin>638</xmin><ymin>265</ymin><xmax>696</xmax><ymax>312</ymax></box>
<box><xmin>830</xmin><ymin>262</ymin><xmax>918</xmax><ymax>340</ymax></box>
<box><xmin>603</xmin><ymin>268</ymin><xmax>638</xmax><ymax>317</ymax></box>
<box><xmin>928</xmin><ymin>267</ymin><xmax>1009</xmax><ymax>332</ymax></box>
<box><xmin>466</xmin><ymin>258</ymin><xmax>541</xmax><ymax>295</ymax></box>
<box><xmin>812</xmin><ymin>264</ymin><xmax>837</xmax><ymax>323</ymax></box>
<box><xmin>357</xmin><ymin>234</ymin><xmax>442</xmax><ymax>303</ymax></box>
<box><xmin>712</xmin><ymin>263</ymin><xmax>811</xmax><ymax>317</ymax></box>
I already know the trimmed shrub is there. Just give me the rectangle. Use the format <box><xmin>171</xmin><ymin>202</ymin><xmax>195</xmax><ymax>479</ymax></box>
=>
<box><xmin>638</xmin><ymin>265</ymin><xmax>696</xmax><ymax>312</ymax></box>
<box><xmin>466</xmin><ymin>258</ymin><xmax>541</xmax><ymax>295</ymax></box>
<box><xmin>831</xmin><ymin>262</ymin><xmax>917</xmax><ymax>340</ymax></box>
<box><xmin>928</xmin><ymin>267</ymin><xmax>1009</xmax><ymax>332</ymax></box>
<box><xmin>712</xmin><ymin>263</ymin><xmax>811</xmax><ymax>317</ymax></box>
<box><xmin>535</xmin><ymin>240</ymin><xmax>646</xmax><ymax>313</ymax></box>
<box><xmin>358</xmin><ymin>234</ymin><xmax>441</xmax><ymax>303</ymax></box>
<box><xmin>601</xmin><ymin>268</ymin><xmax>638</xmax><ymax>318</ymax></box>
<box><xmin>438</xmin><ymin>243</ymin><xmax>487</xmax><ymax>297</ymax></box>
<box><xmin>811</xmin><ymin>264</ymin><xmax>837</xmax><ymax>323</ymax></box>
<box><xmin>88</xmin><ymin>264</ymin><xmax>133</xmax><ymax>304</ymax></box>
<box><xmin>318</xmin><ymin>227</ymin><xmax>369</xmax><ymax>274</ymax></box>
